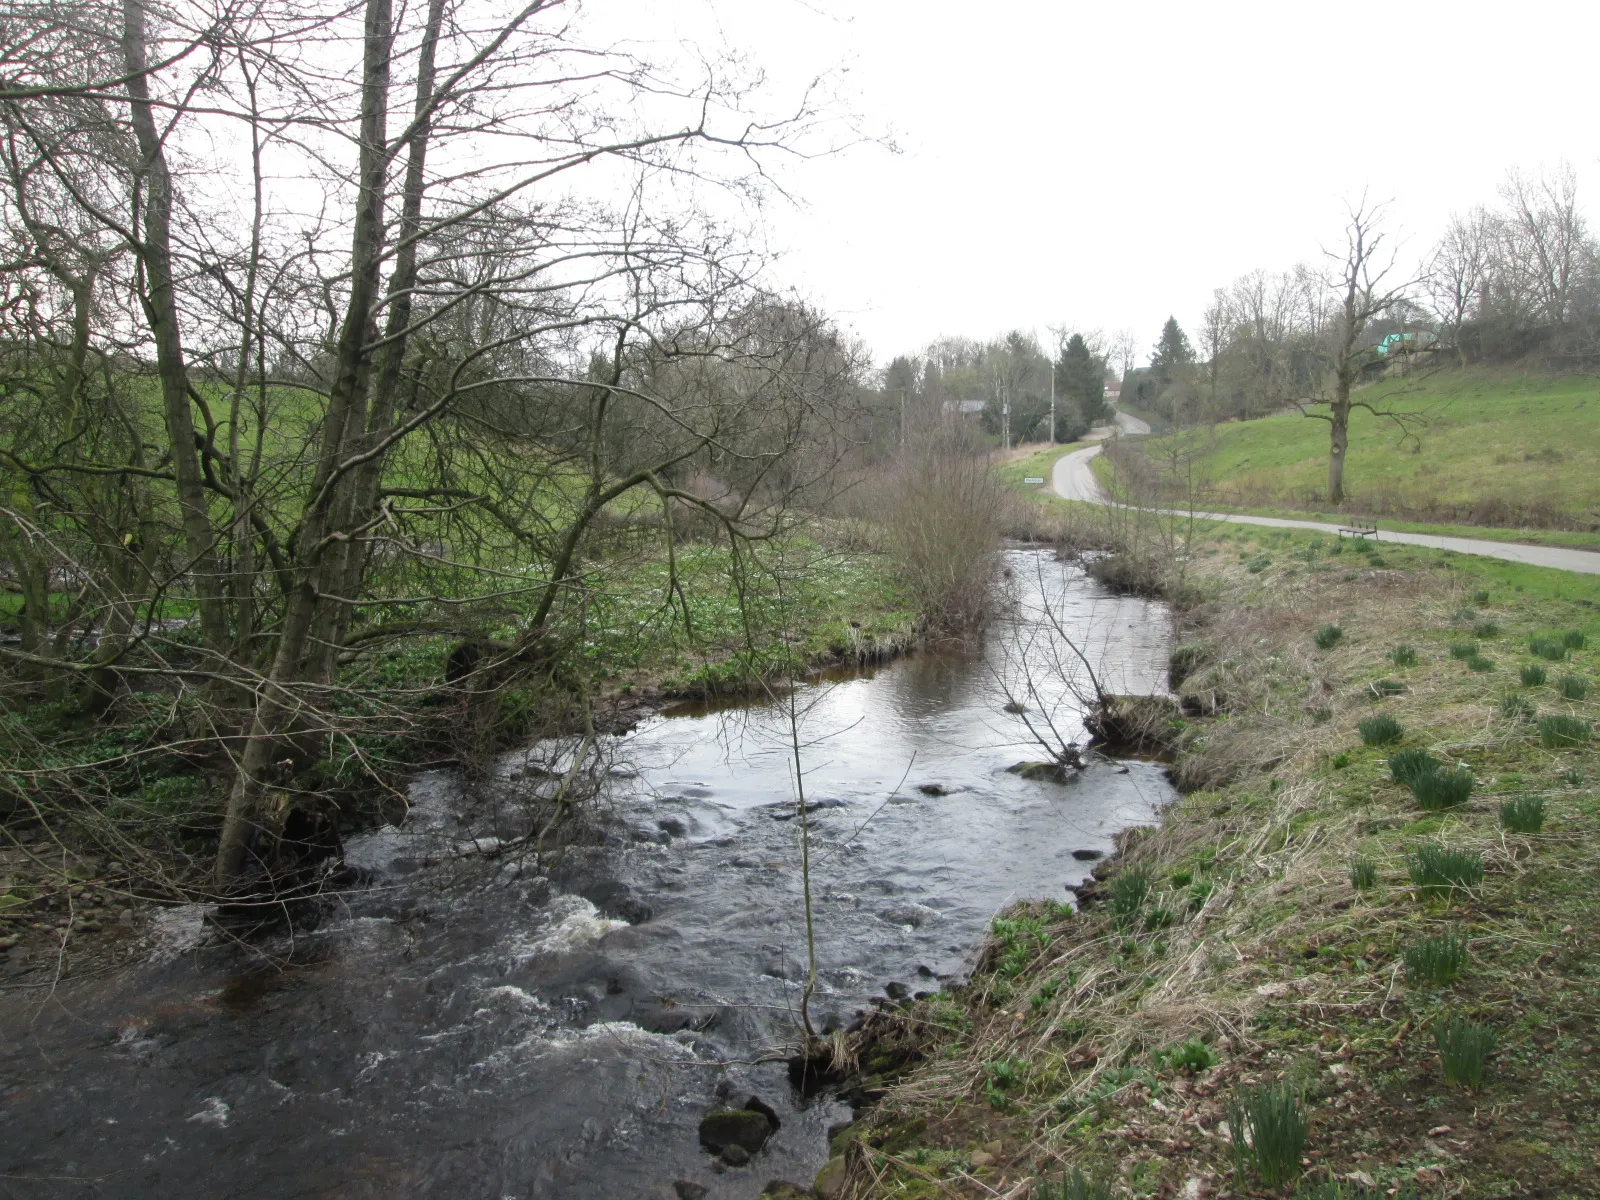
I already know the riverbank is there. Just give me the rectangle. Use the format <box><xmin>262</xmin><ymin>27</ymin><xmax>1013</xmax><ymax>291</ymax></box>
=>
<box><xmin>0</xmin><ymin>529</ymin><xmax>918</xmax><ymax>981</ymax></box>
<box><xmin>827</xmin><ymin>527</ymin><xmax>1599</xmax><ymax>1198</ymax></box>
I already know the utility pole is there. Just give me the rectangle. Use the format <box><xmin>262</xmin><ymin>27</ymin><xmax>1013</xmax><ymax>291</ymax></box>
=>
<box><xmin>1001</xmin><ymin>381</ymin><xmax>1010</xmax><ymax>452</ymax></box>
<box><xmin>899</xmin><ymin>388</ymin><xmax>906</xmax><ymax>448</ymax></box>
<box><xmin>1049</xmin><ymin>363</ymin><xmax>1056</xmax><ymax>444</ymax></box>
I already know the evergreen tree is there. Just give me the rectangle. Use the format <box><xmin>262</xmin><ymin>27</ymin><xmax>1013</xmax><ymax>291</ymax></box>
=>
<box><xmin>1150</xmin><ymin>316</ymin><xmax>1195</xmax><ymax>377</ymax></box>
<box><xmin>1056</xmin><ymin>333</ymin><xmax>1108</xmax><ymax>431</ymax></box>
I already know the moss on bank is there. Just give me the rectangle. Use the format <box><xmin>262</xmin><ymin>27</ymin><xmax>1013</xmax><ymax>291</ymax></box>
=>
<box><xmin>830</xmin><ymin>528</ymin><xmax>1599</xmax><ymax>1199</ymax></box>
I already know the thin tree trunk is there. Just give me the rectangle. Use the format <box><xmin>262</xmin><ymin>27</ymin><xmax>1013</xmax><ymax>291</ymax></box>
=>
<box><xmin>216</xmin><ymin>0</ymin><xmax>396</xmax><ymax>890</ymax></box>
<box><xmin>120</xmin><ymin>0</ymin><xmax>228</xmax><ymax>654</ymax></box>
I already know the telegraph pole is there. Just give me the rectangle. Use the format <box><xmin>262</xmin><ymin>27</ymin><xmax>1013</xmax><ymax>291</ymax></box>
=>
<box><xmin>1049</xmin><ymin>364</ymin><xmax>1056</xmax><ymax>444</ymax></box>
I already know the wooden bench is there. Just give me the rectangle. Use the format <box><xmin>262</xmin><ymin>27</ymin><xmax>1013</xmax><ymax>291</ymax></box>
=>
<box><xmin>1338</xmin><ymin>523</ymin><xmax>1379</xmax><ymax>541</ymax></box>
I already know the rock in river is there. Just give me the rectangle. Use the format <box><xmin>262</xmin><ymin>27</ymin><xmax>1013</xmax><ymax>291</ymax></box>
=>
<box><xmin>698</xmin><ymin>1101</ymin><xmax>774</xmax><ymax>1156</ymax></box>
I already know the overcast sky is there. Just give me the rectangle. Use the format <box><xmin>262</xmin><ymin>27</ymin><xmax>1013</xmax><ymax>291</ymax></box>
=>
<box><xmin>602</xmin><ymin>0</ymin><xmax>1600</xmax><ymax>367</ymax></box>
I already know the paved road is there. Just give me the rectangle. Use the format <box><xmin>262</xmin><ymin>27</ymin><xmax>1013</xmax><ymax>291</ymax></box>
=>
<box><xmin>1051</xmin><ymin>441</ymin><xmax>1600</xmax><ymax>575</ymax></box>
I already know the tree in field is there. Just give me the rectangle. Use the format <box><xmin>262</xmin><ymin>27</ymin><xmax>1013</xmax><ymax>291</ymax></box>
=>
<box><xmin>1304</xmin><ymin>198</ymin><xmax>1416</xmax><ymax>506</ymax></box>
<box><xmin>1056</xmin><ymin>333</ymin><xmax>1108</xmax><ymax>430</ymax></box>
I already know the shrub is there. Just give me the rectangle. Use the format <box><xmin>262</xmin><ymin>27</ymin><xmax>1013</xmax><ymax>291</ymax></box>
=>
<box><xmin>1410</xmin><ymin>766</ymin><xmax>1474</xmax><ymax>811</ymax></box>
<box><xmin>1315</xmin><ymin>624</ymin><xmax>1344</xmax><ymax>650</ymax></box>
<box><xmin>1108</xmin><ymin>865</ymin><xmax>1152</xmax><ymax>923</ymax></box>
<box><xmin>1563</xmin><ymin>629</ymin><xmax>1587</xmax><ymax>651</ymax></box>
<box><xmin>1358</xmin><ymin>714</ymin><xmax>1404</xmax><ymax>746</ymax></box>
<box><xmin>1225</xmin><ymin>1082</ymin><xmax>1308</xmax><ymax>1187</ymax></box>
<box><xmin>1499</xmin><ymin>794</ymin><xmax>1546</xmax><ymax>834</ymax></box>
<box><xmin>1449</xmin><ymin>642</ymin><xmax>1479</xmax><ymax>660</ymax></box>
<box><xmin>1539</xmin><ymin>714</ymin><xmax>1592</xmax><ymax>748</ymax></box>
<box><xmin>1557</xmin><ymin>674</ymin><xmax>1590</xmax><ymax>700</ymax></box>
<box><xmin>1529</xmin><ymin>636</ymin><xmax>1568</xmax><ymax>662</ymax></box>
<box><xmin>1435</xmin><ymin>1015</ymin><xmax>1497</xmax><ymax>1091</ymax></box>
<box><xmin>1034</xmin><ymin>1168</ymin><xmax>1115</xmax><ymax>1200</ymax></box>
<box><xmin>1247</xmin><ymin>557</ymin><xmax>1271</xmax><ymax>574</ymax></box>
<box><xmin>1562</xmin><ymin>767</ymin><xmax>1585</xmax><ymax>786</ymax></box>
<box><xmin>1500</xmin><ymin>693</ymin><xmax>1534</xmax><ymax>720</ymax></box>
<box><xmin>1474</xmin><ymin>620</ymin><xmax>1500</xmax><ymax>638</ymax></box>
<box><xmin>1520</xmin><ymin>663</ymin><xmax>1548</xmax><ymax>687</ymax></box>
<box><xmin>1409</xmin><ymin>843</ymin><xmax>1484</xmax><ymax>898</ymax></box>
<box><xmin>1368</xmin><ymin>678</ymin><xmax>1406</xmax><ymax>698</ymax></box>
<box><xmin>1349</xmin><ymin>858</ymin><xmax>1378</xmax><ymax>890</ymax></box>
<box><xmin>1403</xmin><ymin>930</ymin><xmax>1468</xmax><ymax>984</ymax></box>
<box><xmin>1472</xmin><ymin>590</ymin><xmax>1490</xmax><ymax>603</ymax></box>
<box><xmin>1389</xmin><ymin>644</ymin><xmax>1418</xmax><ymax>667</ymax></box>
<box><xmin>1464</xmin><ymin>653</ymin><xmax>1495</xmax><ymax>672</ymax></box>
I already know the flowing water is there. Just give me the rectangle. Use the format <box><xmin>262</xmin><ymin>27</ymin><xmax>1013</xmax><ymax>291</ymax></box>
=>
<box><xmin>0</xmin><ymin>550</ymin><xmax>1175</xmax><ymax>1199</ymax></box>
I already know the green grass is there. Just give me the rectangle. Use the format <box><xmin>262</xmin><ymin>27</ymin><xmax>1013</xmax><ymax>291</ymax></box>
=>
<box><xmin>1169</xmin><ymin>367</ymin><xmax>1600</xmax><ymax>531</ymax></box>
<box><xmin>1520</xmin><ymin>663</ymin><xmax>1548</xmax><ymax>687</ymax></box>
<box><xmin>1387</xmin><ymin>747</ymin><xmax>1440</xmax><ymax>786</ymax></box>
<box><xmin>993</xmin><ymin>442</ymin><xmax>1085</xmax><ymax>489</ymax></box>
<box><xmin>1315</xmin><ymin>624</ymin><xmax>1343</xmax><ymax>649</ymax></box>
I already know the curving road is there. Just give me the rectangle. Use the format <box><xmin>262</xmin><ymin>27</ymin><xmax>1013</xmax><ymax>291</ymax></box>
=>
<box><xmin>1052</xmin><ymin>436</ymin><xmax>1600</xmax><ymax>576</ymax></box>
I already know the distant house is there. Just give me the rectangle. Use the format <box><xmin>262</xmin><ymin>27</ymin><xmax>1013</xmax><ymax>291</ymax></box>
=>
<box><xmin>1104</xmin><ymin>380</ymin><xmax>1122</xmax><ymax>402</ymax></box>
<box><xmin>947</xmin><ymin>398</ymin><xmax>985</xmax><ymax>415</ymax></box>
<box><xmin>1374</xmin><ymin>331</ymin><xmax>1438</xmax><ymax>357</ymax></box>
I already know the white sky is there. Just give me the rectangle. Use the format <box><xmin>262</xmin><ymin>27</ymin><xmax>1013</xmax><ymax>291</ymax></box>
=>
<box><xmin>597</xmin><ymin>0</ymin><xmax>1600</xmax><ymax>366</ymax></box>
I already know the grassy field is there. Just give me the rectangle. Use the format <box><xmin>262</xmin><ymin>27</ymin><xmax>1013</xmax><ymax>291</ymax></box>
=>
<box><xmin>1167</xmin><ymin>367</ymin><xmax>1600</xmax><ymax>532</ymax></box>
<box><xmin>825</xmin><ymin>524</ymin><xmax>1599</xmax><ymax>1199</ymax></box>
<box><xmin>994</xmin><ymin>441</ymin><xmax>1087</xmax><ymax>490</ymax></box>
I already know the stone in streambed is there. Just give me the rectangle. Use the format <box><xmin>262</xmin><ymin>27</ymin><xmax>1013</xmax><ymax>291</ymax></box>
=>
<box><xmin>814</xmin><ymin>1156</ymin><xmax>849</xmax><ymax>1199</ymax></box>
<box><xmin>721</xmin><ymin>1144</ymin><xmax>749</xmax><ymax>1166</ymax></box>
<box><xmin>673</xmin><ymin>1184</ymin><xmax>708</xmax><ymax>1200</ymax></box>
<box><xmin>758</xmin><ymin>1183</ymin><xmax>811</xmax><ymax>1199</ymax></box>
<box><xmin>698</xmin><ymin>1102</ymin><xmax>774</xmax><ymax>1156</ymax></box>
<box><xmin>1072</xmin><ymin>848</ymin><xmax>1104</xmax><ymax>861</ymax></box>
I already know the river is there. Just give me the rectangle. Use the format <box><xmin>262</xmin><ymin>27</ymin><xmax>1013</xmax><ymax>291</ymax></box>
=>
<box><xmin>0</xmin><ymin>549</ymin><xmax>1175</xmax><ymax>1199</ymax></box>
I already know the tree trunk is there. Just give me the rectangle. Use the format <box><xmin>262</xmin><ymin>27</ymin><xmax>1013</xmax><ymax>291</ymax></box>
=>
<box><xmin>121</xmin><ymin>0</ymin><xmax>229</xmax><ymax>654</ymax></box>
<box><xmin>215</xmin><ymin>0</ymin><xmax>395</xmax><ymax>891</ymax></box>
<box><xmin>1327</xmin><ymin>400</ymin><xmax>1349</xmax><ymax>506</ymax></box>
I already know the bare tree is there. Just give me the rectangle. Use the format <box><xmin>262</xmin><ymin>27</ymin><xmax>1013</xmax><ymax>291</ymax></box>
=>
<box><xmin>1427</xmin><ymin>207</ymin><xmax>1490</xmax><ymax>363</ymax></box>
<box><xmin>1303</xmin><ymin>198</ymin><xmax>1418</xmax><ymax>506</ymax></box>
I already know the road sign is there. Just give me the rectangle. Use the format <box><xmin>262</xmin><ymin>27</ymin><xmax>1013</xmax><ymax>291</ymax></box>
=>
<box><xmin>1023</xmin><ymin>476</ymin><xmax>1045</xmax><ymax>485</ymax></box>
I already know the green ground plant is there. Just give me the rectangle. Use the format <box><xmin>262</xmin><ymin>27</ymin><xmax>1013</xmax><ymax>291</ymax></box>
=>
<box><xmin>1349</xmin><ymin>857</ymin><xmax>1379</xmax><ymax>890</ymax></box>
<box><xmin>1315</xmin><ymin>625</ymin><xmax>1344</xmax><ymax>649</ymax></box>
<box><xmin>1387</xmin><ymin>748</ymin><xmax>1439</xmax><ymax>786</ymax></box>
<box><xmin>1498</xmin><ymin>794</ymin><xmax>1546</xmax><ymax>833</ymax></box>
<box><xmin>1500</xmin><ymin>693</ymin><xmax>1535</xmax><ymax>720</ymax></box>
<box><xmin>1226</xmin><ymin>1081</ymin><xmax>1309</xmax><ymax>1187</ymax></box>
<box><xmin>1409</xmin><ymin>765</ymin><xmax>1474</xmax><ymax>810</ymax></box>
<box><xmin>1519</xmin><ymin>663</ymin><xmax>1548</xmax><ymax>687</ymax></box>
<box><xmin>1403</xmin><ymin>930</ymin><xmax>1469</xmax><ymax>984</ymax></box>
<box><xmin>1108</xmin><ymin>865</ymin><xmax>1152</xmax><ymax>924</ymax></box>
<box><xmin>1449</xmin><ymin>642</ymin><xmax>1479</xmax><ymax>660</ymax></box>
<box><xmin>1557</xmin><ymin>674</ymin><xmax>1590</xmax><ymax>700</ymax></box>
<box><xmin>1388</xmin><ymin>644</ymin><xmax>1417</xmax><ymax>667</ymax></box>
<box><xmin>1409</xmin><ymin>843</ymin><xmax>1485</xmax><ymax>898</ymax></box>
<box><xmin>1435</xmin><ymin>1015</ymin><xmax>1498</xmax><ymax>1091</ymax></box>
<box><xmin>1530</xmin><ymin>636</ymin><xmax>1569</xmax><ymax>662</ymax></box>
<box><xmin>1564</xmin><ymin>630</ymin><xmax>1588</xmax><ymax>650</ymax></box>
<box><xmin>1539</xmin><ymin>714</ymin><xmax>1592</xmax><ymax>748</ymax></box>
<box><xmin>1357</xmin><ymin>714</ymin><xmax>1404</xmax><ymax>746</ymax></box>
<box><xmin>1033</xmin><ymin>1167</ymin><xmax>1115</xmax><ymax>1200</ymax></box>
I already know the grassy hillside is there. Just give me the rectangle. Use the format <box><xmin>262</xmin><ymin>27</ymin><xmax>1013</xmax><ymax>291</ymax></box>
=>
<box><xmin>831</xmin><ymin>527</ymin><xmax>1600</xmax><ymax>1199</ymax></box>
<box><xmin>1181</xmin><ymin>368</ymin><xmax>1600</xmax><ymax>532</ymax></box>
